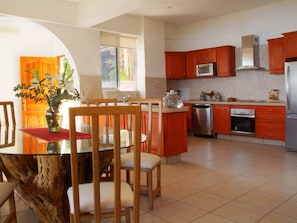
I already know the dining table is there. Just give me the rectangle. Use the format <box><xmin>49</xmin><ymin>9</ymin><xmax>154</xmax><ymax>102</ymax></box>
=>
<box><xmin>0</xmin><ymin>126</ymin><xmax>144</xmax><ymax>223</ymax></box>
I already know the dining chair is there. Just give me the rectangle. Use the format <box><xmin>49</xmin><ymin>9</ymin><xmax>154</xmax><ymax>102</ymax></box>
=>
<box><xmin>67</xmin><ymin>105</ymin><xmax>141</xmax><ymax>223</ymax></box>
<box><xmin>0</xmin><ymin>101</ymin><xmax>16</xmax><ymax>128</ymax></box>
<box><xmin>120</xmin><ymin>98</ymin><xmax>162</xmax><ymax>210</ymax></box>
<box><xmin>86</xmin><ymin>98</ymin><xmax>117</xmax><ymax>180</ymax></box>
<box><xmin>0</xmin><ymin>101</ymin><xmax>17</xmax><ymax>222</ymax></box>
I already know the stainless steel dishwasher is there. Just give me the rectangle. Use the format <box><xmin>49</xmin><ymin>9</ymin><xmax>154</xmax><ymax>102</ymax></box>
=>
<box><xmin>192</xmin><ymin>104</ymin><xmax>213</xmax><ymax>136</ymax></box>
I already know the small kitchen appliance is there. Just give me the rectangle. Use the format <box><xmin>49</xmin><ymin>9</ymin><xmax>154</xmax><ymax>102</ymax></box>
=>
<box><xmin>196</xmin><ymin>63</ymin><xmax>217</xmax><ymax>77</ymax></box>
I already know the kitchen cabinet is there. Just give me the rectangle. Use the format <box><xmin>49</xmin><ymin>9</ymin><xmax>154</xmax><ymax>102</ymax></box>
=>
<box><xmin>162</xmin><ymin>112</ymin><xmax>188</xmax><ymax>156</ymax></box>
<box><xmin>216</xmin><ymin>46</ymin><xmax>236</xmax><ymax>77</ymax></box>
<box><xmin>267</xmin><ymin>37</ymin><xmax>285</xmax><ymax>74</ymax></box>
<box><xmin>213</xmin><ymin>105</ymin><xmax>231</xmax><ymax>134</ymax></box>
<box><xmin>166</xmin><ymin>45</ymin><xmax>236</xmax><ymax>79</ymax></box>
<box><xmin>149</xmin><ymin>111</ymin><xmax>187</xmax><ymax>157</ymax></box>
<box><xmin>256</xmin><ymin>106</ymin><xmax>285</xmax><ymax>140</ymax></box>
<box><xmin>196</xmin><ymin>48</ymin><xmax>216</xmax><ymax>64</ymax></box>
<box><xmin>165</xmin><ymin>52</ymin><xmax>186</xmax><ymax>79</ymax></box>
<box><xmin>183</xmin><ymin>103</ymin><xmax>192</xmax><ymax>130</ymax></box>
<box><xmin>283</xmin><ymin>31</ymin><xmax>297</xmax><ymax>59</ymax></box>
<box><xmin>186</xmin><ymin>51</ymin><xmax>198</xmax><ymax>78</ymax></box>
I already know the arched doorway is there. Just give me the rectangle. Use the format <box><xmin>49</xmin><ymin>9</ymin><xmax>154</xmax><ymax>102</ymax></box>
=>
<box><xmin>0</xmin><ymin>15</ymin><xmax>79</xmax><ymax>126</ymax></box>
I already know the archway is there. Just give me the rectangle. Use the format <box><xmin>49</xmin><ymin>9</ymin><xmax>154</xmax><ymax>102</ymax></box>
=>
<box><xmin>0</xmin><ymin>15</ymin><xmax>79</xmax><ymax>126</ymax></box>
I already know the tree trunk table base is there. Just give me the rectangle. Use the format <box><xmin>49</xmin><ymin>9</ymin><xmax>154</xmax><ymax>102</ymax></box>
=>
<box><xmin>0</xmin><ymin>150</ymin><xmax>114</xmax><ymax>223</ymax></box>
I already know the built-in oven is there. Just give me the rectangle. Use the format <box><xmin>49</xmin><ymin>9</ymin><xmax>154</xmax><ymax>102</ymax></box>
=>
<box><xmin>230</xmin><ymin>108</ymin><xmax>255</xmax><ymax>135</ymax></box>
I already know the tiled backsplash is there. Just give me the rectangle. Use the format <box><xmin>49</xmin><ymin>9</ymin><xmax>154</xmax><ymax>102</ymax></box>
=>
<box><xmin>167</xmin><ymin>70</ymin><xmax>285</xmax><ymax>102</ymax></box>
<box><xmin>145</xmin><ymin>77</ymin><xmax>167</xmax><ymax>98</ymax></box>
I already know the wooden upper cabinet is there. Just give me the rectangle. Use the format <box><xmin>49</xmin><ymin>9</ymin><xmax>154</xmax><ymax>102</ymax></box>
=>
<box><xmin>166</xmin><ymin>45</ymin><xmax>236</xmax><ymax>79</ymax></box>
<box><xmin>283</xmin><ymin>31</ymin><xmax>297</xmax><ymax>59</ymax></box>
<box><xmin>267</xmin><ymin>37</ymin><xmax>285</xmax><ymax>74</ymax></box>
<box><xmin>186</xmin><ymin>51</ymin><xmax>197</xmax><ymax>78</ymax></box>
<box><xmin>196</xmin><ymin>48</ymin><xmax>216</xmax><ymax>64</ymax></box>
<box><xmin>165</xmin><ymin>52</ymin><xmax>186</xmax><ymax>79</ymax></box>
<box><xmin>216</xmin><ymin>46</ymin><xmax>236</xmax><ymax>77</ymax></box>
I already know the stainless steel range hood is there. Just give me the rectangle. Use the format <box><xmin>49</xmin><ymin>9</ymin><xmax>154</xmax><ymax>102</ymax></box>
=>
<box><xmin>236</xmin><ymin>35</ymin><xmax>265</xmax><ymax>71</ymax></box>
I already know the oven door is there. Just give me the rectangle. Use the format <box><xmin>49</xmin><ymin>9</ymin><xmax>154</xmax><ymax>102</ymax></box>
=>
<box><xmin>231</xmin><ymin>115</ymin><xmax>255</xmax><ymax>135</ymax></box>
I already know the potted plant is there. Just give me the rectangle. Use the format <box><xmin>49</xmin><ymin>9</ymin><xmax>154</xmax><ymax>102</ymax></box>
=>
<box><xmin>13</xmin><ymin>58</ymin><xmax>80</xmax><ymax>132</ymax></box>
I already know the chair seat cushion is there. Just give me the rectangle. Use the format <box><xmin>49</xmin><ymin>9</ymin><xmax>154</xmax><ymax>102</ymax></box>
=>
<box><xmin>67</xmin><ymin>181</ymin><xmax>133</xmax><ymax>213</ymax></box>
<box><xmin>0</xmin><ymin>182</ymin><xmax>15</xmax><ymax>204</ymax></box>
<box><xmin>121</xmin><ymin>152</ymin><xmax>161</xmax><ymax>169</ymax></box>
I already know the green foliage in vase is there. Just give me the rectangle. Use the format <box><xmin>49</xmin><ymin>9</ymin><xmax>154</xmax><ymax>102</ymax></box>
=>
<box><xmin>13</xmin><ymin>58</ymin><xmax>80</xmax><ymax>114</ymax></box>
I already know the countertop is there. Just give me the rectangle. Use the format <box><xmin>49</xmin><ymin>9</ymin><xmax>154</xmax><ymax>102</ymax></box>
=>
<box><xmin>162</xmin><ymin>106</ymin><xmax>189</xmax><ymax>113</ymax></box>
<box><xmin>184</xmin><ymin>99</ymin><xmax>285</xmax><ymax>106</ymax></box>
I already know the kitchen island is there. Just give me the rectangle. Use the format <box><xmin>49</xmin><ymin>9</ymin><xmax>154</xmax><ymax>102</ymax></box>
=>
<box><xmin>151</xmin><ymin>106</ymin><xmax>189</xmax><ymax>163</ymax></box>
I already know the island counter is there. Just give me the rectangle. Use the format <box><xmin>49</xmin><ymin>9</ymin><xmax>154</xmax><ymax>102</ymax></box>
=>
<box><xmin>151</xmin><ymin>106</ymin><xmax>189</xmax><ymax>163</ymax></box>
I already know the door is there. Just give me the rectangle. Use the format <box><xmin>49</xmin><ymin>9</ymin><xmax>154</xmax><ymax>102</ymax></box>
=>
<box><xmin>20</xmin><ymin>56</ymin><xmax>59</xmax><ymax>128</ymax></box>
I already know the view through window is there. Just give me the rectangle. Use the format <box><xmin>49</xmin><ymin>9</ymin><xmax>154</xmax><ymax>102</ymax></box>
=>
<box><xmin>101</xmin><ymin>46</ymin><xmax>136</xmax><ymax>90</ymax></box>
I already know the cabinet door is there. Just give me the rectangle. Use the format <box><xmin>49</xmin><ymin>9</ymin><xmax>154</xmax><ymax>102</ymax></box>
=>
<box><xmin>268</xmin><ymin>38</ymin><xmax>285</xmax><ymax>74</ymax></box>
<box><xmin>197</xmin><ymin>48</ymin><xmax>216</xmax><ymax>64</ymax></box>
<box><xmin>213</xmin><ymin>105</ymin><xmax>230</xmax><ymax>134</ymax></box>
<box><xmin>165</xmin><ymin>52</ymin><xmax>186</xmax><ymax>79</ymax></box>
<box><xmin>186</xmin><ymin>51</ymin><xmax>197</xmax><ymax>78</ymax></box>
<box><xmin>183</xmin><ymin>103</ymin><xmax>192</xmax><ymax>130</ymax></box>
<box><xmin>255</xmin><ymin>106</ymin><xmax>285</xmax><ymax>140</ymax></box>
<box><xmin>283</xmin><ymin>31</ymin><xmax>297</xmax><ymax>59</ymax></box>
<box><xmin>216</xmin><ymin>46</ymin><xmax>236</xmax><ymax>77</ymax></box>
<box><xmin>162</xmin><ymin>112</ymin><xmax>187</xmax><ymax>156</ymax></box>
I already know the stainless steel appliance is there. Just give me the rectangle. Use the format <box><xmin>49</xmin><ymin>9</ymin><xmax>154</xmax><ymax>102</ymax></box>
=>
<box><xmin>236</xmin><ymin>35</ymin><xmax>265</xmax><ymax>71</ymax></box>
<box><xmin>230</xmin><ymin>108</ymin><xmax>255</xmax><ymax>135</ymax></box>
<box><xmin>285</xmin><ymin>61</ymin><xmax>297</xmax><ymax>151</ymax></box>
<box><xmin>196</xmin><ymin>63</ymin><xmax>217</xmax><ymax>77</ymax></box>
<box><xmin>192</xmin><ymin>104</ymin><xmax>213</xmax><ymax>136</ymax></box>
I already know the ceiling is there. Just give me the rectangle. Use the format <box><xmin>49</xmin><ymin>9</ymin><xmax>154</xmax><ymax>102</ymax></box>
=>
<box><xmin>126</xmin><ymin>0</ymin><xmax>286</xmax><ymax>26</ymax></box>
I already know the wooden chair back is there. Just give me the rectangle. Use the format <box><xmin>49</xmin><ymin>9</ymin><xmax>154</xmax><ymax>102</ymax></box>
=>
<box><xmin>86</xmin><ymin>98</ymin><xmax>117</xmax><ymax>146</ymax></box>
<box><xmin>68</xmin><ymin>105</ymin><xmax>141</xmax><ymax>223</ymax></box>
<box><xmin>0</xmin><ymin>102</ymin><xmax>17</xmax><ymax>221</ymax></box>
<box><xmin>86</xmin><ymin>98</ymin><xmax>117</xmax><ymax>107</ymax></box>
<box><xmin>0</xmin><ymin>101</ymin><xmax>16</xmax><ymax>128</ymax></box>
<box><xmin>128</xmin><ymin>98</ymin><xmax>162</xmax><ymax>155</ymax></box>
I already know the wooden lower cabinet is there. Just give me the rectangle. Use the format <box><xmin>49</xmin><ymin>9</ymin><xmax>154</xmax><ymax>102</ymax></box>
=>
<box><xmin>162</xmin><ymin>112</ymin><xmax>188</xmax><ymax>156</ymax></box>
<box><xmin>255</xmin><ymin>106</ymin><xmax>285</xmax><ymax>140</ymax></box>
<box><xmin>183</xmin><ymin>103</ymin><xmax>192</xmax><ymax>130</ymax></box>
<box><xmin>213</xmin><ymin>105</ymin><xmax>231</xmax><ymax>134</ymax></box>
<box><xmin>144</xmin><ymin>111</ymin><xmax>188</xmax><ymax>157</ymax></box>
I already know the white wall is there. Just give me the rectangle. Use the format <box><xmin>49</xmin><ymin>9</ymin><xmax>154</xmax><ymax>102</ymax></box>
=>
<box><xmin>143</xmin><ymin>18</ymin><xmax>166</xmax><ymax>78</ymax></box>
<box><xmin>166</xmin><ymin>0</ymin><xmax>297</xmax><ymax>101</ymax></box>
<box><xmin>0</xmin><ymin>15</ymin><xmax>102</xmax><ymax>125</ymax></box>
<box><xmin>167</xmin><ymin>0</ymin><xmax>297</xmax><ymax>50</ymax></box>
<box><xmin>0</xmin><ymin>16</ymin><xmax>73</xmax><ymax>125</ymax></box>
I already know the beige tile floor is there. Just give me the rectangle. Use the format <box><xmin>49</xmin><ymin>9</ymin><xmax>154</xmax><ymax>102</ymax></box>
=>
<box><xmin>2</xmin><ymin>135</ymin><xmax>297</xmax><ymax>222</ymax></box>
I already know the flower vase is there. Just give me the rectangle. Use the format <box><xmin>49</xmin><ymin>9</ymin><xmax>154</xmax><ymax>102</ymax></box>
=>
<box><xmin>46</xmin><ymin>112</ymin><xmax>63</xmax><ymax>133</ymax></box>
<box><xmin>47</xmin><ymin>141</ymin><xmax>62</xmax><ymax>154</ymax></box>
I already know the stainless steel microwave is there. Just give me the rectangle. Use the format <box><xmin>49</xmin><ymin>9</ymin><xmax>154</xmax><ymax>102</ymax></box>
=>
<box><xmin>196</xmin><ymin>63</ymin><xmax>217</xmax><ymax>77</ymax></box>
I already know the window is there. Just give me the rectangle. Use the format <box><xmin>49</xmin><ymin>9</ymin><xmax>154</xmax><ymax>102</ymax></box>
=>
<box><xmin>100</xmin><ymin>32</ymin><xmax>137</xmax><ymax>90</ymax></box>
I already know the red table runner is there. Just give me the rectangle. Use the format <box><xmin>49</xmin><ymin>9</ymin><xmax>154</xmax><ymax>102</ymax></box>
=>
<box><xmin>20</xmin><ymin>128</ymin><xmax>92</xmax><ymax>142</ymax></box>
